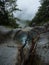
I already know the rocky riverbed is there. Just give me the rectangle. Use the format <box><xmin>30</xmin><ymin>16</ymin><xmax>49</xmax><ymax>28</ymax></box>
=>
<box><xmin>0</xmin><ymin>39</ymin><xmax>22</xmax><ymax>65</ymax></box>
<box><xmin>0</xmin><ymin>26</ymin><xmax>49</xmax><ymax>65</ymax></box>
<box><xmin>36</xmin><ymin>32</ymin><xmax>49</xmax><ymax>65</ymax></box>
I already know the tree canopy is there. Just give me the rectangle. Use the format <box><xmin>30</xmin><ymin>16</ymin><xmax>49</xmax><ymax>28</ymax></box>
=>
<box><xmin>29</xmin><ymin>0</ymin><xmax>49</xmax><ymax>26</ymax></box>
<box><xmin>0</xmin><ymin>0</ymin><xmax>20</xmax><ymax>28</ymax></box>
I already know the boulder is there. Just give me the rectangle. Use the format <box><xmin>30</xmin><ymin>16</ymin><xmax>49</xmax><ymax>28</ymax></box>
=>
<box><xmin>36</xmin><ymin>32</ymin><xmax>49</xmax><ymax>65</ymax></box>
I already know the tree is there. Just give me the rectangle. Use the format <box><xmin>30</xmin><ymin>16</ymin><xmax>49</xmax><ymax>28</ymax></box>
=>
<box><xmin>0</xmin><ymin>0</ymin><xmax>20</xmax><ymax>28</ymax></box>
<box><xmin>30</xmin><ymin>0</ymin><xmax>49</xmax><ymax>26</ymax></box>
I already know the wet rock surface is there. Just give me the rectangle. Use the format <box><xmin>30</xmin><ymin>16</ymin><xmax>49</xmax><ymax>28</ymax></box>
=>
<box><xmin>0</xmin><ymin>40</ymin><xmax>19</xmax><ymax>65</ymax></box>
<box><xmin>0</xmin><ymin>46</ymin><xmax>18</xmax><ymax>65</ymax></box>
<box><xmin>36</xmin><ymin>32</ymin><xmax>49</xmax><ymax>65</ymax></box>
<box><xmin>0</xmin><ymin>26</ymin><xmax>49</xmax><ymax>65</ymax></box>
<box><xmin>0</xmin><ymin>39</ymin><xmax>23</xmax><ymax>65</ymax></box>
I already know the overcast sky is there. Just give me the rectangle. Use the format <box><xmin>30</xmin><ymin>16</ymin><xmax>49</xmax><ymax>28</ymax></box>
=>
<box><xmin>14</xmin><ymin>0</ymin><xmax>41</xmax><ymax>27</ymax></box>
<box><xmin>14</xmin><ymin>0</ymin><xmax>41</xmax><ymax>20</ymax></box>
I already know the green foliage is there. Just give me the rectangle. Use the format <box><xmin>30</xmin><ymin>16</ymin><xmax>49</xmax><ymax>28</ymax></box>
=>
<box><xmin>30</xmin><ymin>0</ymin><xmax>49</xmax><ymax>26</ymax></box>
<box><xmin>0</xmin><ymin>0</ymin><xmax>19</xmax><ymax>28</ymax></box>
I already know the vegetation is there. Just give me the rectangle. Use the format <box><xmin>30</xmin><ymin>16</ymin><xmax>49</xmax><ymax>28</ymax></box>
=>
<box><xmin>0</xmin><ymin>0</ymin><xmax>20</xmax><ymax>28</ymax></box>
<box><xmin>29</xmin><ymin>0</ymin><xmax>49</xmax><ymax>26</ymax></box>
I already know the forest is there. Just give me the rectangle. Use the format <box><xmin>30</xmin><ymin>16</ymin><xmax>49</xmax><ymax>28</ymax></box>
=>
<box><xmin>0</xmin><ymin>0</ymin><xmax>20</xmax><ymax>28</ymax></box>
<box><xmin>30</xmin><ymin>0</ymin><xmax>49</xmax><ymax>26</ymax></box>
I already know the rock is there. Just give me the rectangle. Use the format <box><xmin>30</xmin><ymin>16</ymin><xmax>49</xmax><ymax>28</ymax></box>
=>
<box><xmin>0</xmin><ymin>26</ymin><xmax>13</xmax><ymax>43</ymax></box>
<box><xmin>0</xmin><ymin>42</ymin><xmax>19</xmax><ymax>65</ymax></box>
<box><xmin>0</xmin><ymin>26</ymin><xmax>11</xmax><ymax>34</ymax></box>
<box><xmin>31</xmin><ymin>23</ymin><xmax>36</xmax><ymax>27</ymax></box>
<box><xmin>34</xmin><ymin>26</ymin><xmax>45</xmax><ymax>34</ymax></box>
<box><xmin>43</xmin><ymin>22</ymin><xmax>49</xmax><ymax>31</ymax></box>
<box><xmin>21</xmin><ymin>27</ymin><xmax>33</xmax><ymax>32</ymax></box>
<box><xmin>36</xmin><ymin>32</ymin><xmax>49</xmax><ymax>65</ymax></box>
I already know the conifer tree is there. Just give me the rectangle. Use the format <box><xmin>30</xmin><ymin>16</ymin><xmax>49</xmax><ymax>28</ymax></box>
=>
<box><xmin>30</xmin><ymin>0</ymin><xmax>49</xmax><ymax>26</ymax></box>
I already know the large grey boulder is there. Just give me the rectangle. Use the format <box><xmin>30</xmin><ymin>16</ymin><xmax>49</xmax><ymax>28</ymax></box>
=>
<box><xmin>36</xmin><ymin>32</ymin><xmax>49</xmax><ymax>65</ymax></box>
